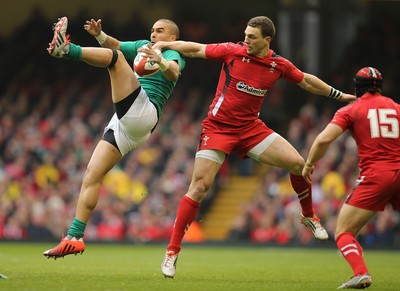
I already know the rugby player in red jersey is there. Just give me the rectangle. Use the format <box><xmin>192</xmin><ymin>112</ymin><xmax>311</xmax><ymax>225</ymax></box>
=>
<box><xmin>154</xmin><ymin>16</ymin><xmax>356</xmax><ymax>278</ymax></box>
<box><xmin>303</xmin><ymin>67</ymin><xmax>400</xmax><ymax>289</ymax></box>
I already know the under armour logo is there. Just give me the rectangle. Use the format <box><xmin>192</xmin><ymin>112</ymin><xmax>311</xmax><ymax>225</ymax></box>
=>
<box><xmin>242</xmin><ymin>57</ymin><xmax>250</xmax><ymax>63</ymax></box>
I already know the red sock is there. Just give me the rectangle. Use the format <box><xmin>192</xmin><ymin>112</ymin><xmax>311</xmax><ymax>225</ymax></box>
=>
<box><xmin>167</xmin><ymin>195</ymin><xmax>200</xmax><ymax>254</ymax></box>
<box><xmin>290</xmin><ymin>173</ymin><xmax>314</xmax><ymax>217</ymax></box>
<box><xmin>336</xmin><ymin>232</ymin><xmax>368</xmax><ymax>275</ymax></box>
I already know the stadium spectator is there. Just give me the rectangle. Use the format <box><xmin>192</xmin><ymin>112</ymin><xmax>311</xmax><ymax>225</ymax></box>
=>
<box><xmin>302</xmin><ymin>67</ymin><xmax>400</xmax><ymax>289</ymax></box>
<box><xmin>42</xmin><ymin>16</ymin><xmax>185</xmax><ymax>259</ymax></box>
<box><xmin>154</xmin><ymin>15</ymin><xmax>356</xmax><ymax>278</ymax></box>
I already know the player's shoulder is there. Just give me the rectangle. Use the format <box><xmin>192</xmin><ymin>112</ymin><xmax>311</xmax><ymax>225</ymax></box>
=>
<box><xmin>336</xmin><ymin>100</ymin><xmax>357</xmax><ymax>115</ymax></box>
<box><xmin>209</xmin><ymin>41</ymin><xmax>244</xmax><ymax>49</ymax></box>
<box><xmin>162</xmin><ymin>48</ymin><xmax>184</xmax><ymax>58</ymax></box>
<box><xmin>133</xmin><ymin>39</ymin><xmax>151</xmax><ymax>47</ymax></box>
<box><xmin>267</xmin><ymin>49</ymin><xmax>293</xmax><ymax>65</ymax></box>
<box><xmin>381</xmin><ymin>94</ymin><xmax>400</xmax><ymax>105</ymax></box>
<box><xmin>205</xmin><ymin>42</ymin><xmax>245</xmax><ymax>59</ymax></box>
<box><xmin>121</xmin><ymin>39</ymin><xmax>149</xmax><ymax>50</ymax></box>
<box><xmin>268</xmin><ymin>49</ymin><xmax>285</xmax><ymax>60</ymax></box>
<box><xmin>381</xmin><ymin>95</ymin><xmax>400</xmax><ymax>112</ymax></box>
<box><xmin>232</xmin><ymin>41</ymin><xmax>246</xmax><ymax>48</ymax></box>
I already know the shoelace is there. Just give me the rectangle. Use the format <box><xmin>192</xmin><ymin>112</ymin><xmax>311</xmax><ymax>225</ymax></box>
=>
<box><xmin>311</xmin><ymin>216</ymin><xmax>321</xmax><ymax>223</ymax></box>
<box><xmin>163</xmin><ymin>252</ymin><xmax>176</xmax><ymax>268</ymax></box>
<box><xmin>310</xmin><ymin>217</ymin><xmax>324</xmax><ymax>229</ymax></box>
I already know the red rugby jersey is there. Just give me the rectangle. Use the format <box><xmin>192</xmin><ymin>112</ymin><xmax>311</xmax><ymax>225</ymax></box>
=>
<box><xmin>330</xmin><ymin>93</ymin><xmax>400</xmax><ymax>175</ymax></box>
<box><xmin>205</xmin><ymin>42</ymin><xmax>304</xmax><ymax>126</ymax></box>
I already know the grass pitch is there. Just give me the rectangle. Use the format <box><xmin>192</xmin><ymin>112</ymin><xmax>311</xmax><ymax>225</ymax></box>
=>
<box><xmin>0</xmin><ymin>242</ymin><xmax>399</xmax><ymax>290</ymax></box>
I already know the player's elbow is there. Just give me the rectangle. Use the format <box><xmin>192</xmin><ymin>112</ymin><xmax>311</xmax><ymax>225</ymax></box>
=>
<box><xmin>165</xmin><ymin>72</ymin><xmax>179</xmax><ymax>82</ymax></box>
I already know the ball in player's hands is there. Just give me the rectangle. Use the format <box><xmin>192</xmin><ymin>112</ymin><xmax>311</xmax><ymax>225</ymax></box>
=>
<box><xmin>133</xmin><ymin>47</ymin><xmax>161</xmax><ymax>77</ymax></box>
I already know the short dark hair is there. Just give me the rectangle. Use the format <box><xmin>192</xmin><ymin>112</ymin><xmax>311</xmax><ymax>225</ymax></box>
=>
<box><xmin>158</xmin><ymin>19</ymin><xmax>180</xmax><ymax>39</ymax></box>
<box><xmin>247</xmin><ymin>16</ymin><xmax>275</xmax><ymax>39</ymax></box>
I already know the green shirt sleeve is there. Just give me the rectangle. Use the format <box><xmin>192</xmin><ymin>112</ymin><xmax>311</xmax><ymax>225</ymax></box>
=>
<box><xmin>119</xmin><ymin>40</ymin><xmax>151</xmax><ymax>61</ymax></box>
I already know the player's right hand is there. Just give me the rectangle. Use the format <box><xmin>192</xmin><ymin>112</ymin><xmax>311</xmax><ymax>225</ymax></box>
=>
<box><xmin>84</xmin><ymin>19</ymin><xmax>102</xmax><ymax>37</ymax></box>
<box><xmin>338</xmin><ymin>93</ymin><xmax>356</xmax><ymax>103</ymax></box>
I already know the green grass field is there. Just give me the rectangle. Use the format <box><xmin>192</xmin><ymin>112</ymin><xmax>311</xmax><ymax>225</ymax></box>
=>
<box><xmin>0</xmin><ymin>242</ymin><xmax>398</xmax><ymax>290</ymax></box>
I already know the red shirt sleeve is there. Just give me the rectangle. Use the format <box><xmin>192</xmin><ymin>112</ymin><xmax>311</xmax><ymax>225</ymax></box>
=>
<box><xmin>330</xmin><ymin>104</ymin><xmax>354</xmax><ymax>130</ymax></box>
<box><xmin>205</xmin><ymin>42</ymin><xmax>242</xmax><ymax>61</ymax></box>
<box><xmin>281</xmin><ymin>59</ymin><xmax>304</xmax><ymax>84</ymax></box>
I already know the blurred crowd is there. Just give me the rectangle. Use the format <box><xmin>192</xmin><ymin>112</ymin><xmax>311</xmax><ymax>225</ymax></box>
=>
<box><xmin>0</xmin><ymin>8</ymin><xmax>399</xmax><ymax>247</ymax></box>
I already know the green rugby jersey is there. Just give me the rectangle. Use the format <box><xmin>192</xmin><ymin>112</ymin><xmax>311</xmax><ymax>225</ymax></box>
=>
<box><xmin>120</xmin><ymin>40</ymin><xmax>185</xmax><ymax>119</ymax></box>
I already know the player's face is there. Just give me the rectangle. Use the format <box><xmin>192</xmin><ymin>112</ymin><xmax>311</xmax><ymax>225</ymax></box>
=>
<box><xmin>151</xmin><ymin>21</ymin><xmax>176</xmax><ymax>43</ymax></box>
<box><xmin>244</xmin><ymin>26</ymin><xmax>270</xmax><ymax>57</ymax></box>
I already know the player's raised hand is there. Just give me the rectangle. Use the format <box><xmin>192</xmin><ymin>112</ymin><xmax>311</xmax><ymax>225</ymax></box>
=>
<box><xmin>84</xmin><ymin>19</ymin><xmax>102</xmax><ymax>37</ymax></box>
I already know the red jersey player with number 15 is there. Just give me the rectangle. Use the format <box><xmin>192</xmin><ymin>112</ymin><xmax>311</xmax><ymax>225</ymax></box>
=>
<box><xmin>154</xmin><ymin>16</ymin><xmax>356</xmax><ymax>279</ymax></box>
<box><xmin>303</xmin><ymin>67</ymin><xmax>400</xmax><ymax>289</ymax></box>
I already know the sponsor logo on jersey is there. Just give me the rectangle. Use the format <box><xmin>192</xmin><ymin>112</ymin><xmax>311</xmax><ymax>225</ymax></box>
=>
<box><xmin>242</xmin><ymin>57</ymin><xmax>250</xmax><ymax>63</ymax></box>
<box><xmin>236</xmin><ymin>81</ymin><xmax>267</xmax><ymax>97</ymax></box>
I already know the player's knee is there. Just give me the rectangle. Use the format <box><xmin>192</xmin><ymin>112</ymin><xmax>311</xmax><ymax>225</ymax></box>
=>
<box><xmin>82</xmin><ymin>166</ymin><xmax>103</xmax><ymax>187</ymax></box>
<box><xmin>289</xmin><ymin>157</ymin><xmax>305</xmax><ymax>175</ymax></box>
<box><xmin>189</xmin><ymin>179</ymin><xmax>211</xmax><ymax>202</ymax></box>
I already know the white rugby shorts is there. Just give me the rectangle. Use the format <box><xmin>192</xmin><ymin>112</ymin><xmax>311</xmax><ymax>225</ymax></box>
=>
<box><xmin>104</xmin><ymin>88</ymin><xmax>158</xmax><ymax>156</ymax></box>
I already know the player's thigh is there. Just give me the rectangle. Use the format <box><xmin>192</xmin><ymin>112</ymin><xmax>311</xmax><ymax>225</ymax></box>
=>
<box><xmin>85</xmin><ymin>140</ymin><xmax>122</xmax><ymax>183</ymax></box>
<box><xmin>192</xmin><ymin>153</ymin><xmax>224</xmax><ymax>186</ymax></box>
<box><xmin>257</xmin><ymin>135</ymin><xmax>304</xmax><ymax>174</ymax></box>
<box><xmin>108</xmin><ymin>52</ymin><xmax>141</xmax><ymax>103</ymax></box>
<box><xmin>335</xmin><ymin>203</ymin><xmax>376</xmax><ymax>238</ymax></box>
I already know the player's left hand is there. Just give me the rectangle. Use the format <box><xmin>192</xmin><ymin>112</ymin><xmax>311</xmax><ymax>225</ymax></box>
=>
<box><xmin>84</xmin><ymin>19</ymin><xmax>102</xmax><ymax>37</ymax></box>
<box><xmin>338</xmin><ymin>93</ymin><xmax>356</xmax><ymax>103</ymax></box>
<box><xmin>302</xmin><ymin>163</ymin><xmax>314</xmax><ymax>184</ymax></box>
<box><xmin>138</xmin><ymin>44</ymin><xmax>162</xmax><ymax>64</ymax></box>
<box><xmin>152</xmin><ymin>41</ymin><xmax>167</xmax><ymax>51</ymax></box>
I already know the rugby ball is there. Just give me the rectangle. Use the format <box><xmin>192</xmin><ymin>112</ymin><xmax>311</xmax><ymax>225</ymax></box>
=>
<box><xmin>133</xmin><ymin>47</ymin><xmax>162</xmax><ymax>77</ymax></box>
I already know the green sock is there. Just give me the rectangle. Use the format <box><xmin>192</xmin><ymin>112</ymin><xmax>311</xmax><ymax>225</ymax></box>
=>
<box><xmin>65</xmin><ymin>43</ymin><xmax>82</xmax><ymax>61</ymax></box>
<box><xmin>67</xmin><ymin>218</ymin><xmax>86</xmax><ymax>238</ymax></box>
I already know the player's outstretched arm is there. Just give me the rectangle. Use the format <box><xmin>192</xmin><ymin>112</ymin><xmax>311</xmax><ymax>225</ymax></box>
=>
<box><xmin>298</xmin><ymin>73</ymin><xmax>356</xmax><ymax>103</ymax></box>
<box><xmin>84</xmin><ymin>19</ymin><xmax>120</xmax><ymax>50</ymax></box>
<box><xmin>154</xmin><ymin>41</ymin><xmax>207</xmax><ymax>59</ymax></box>
<box><xmin>302</xmin><ymin>123</ymin><xmax>343</xmax><ymax>183</ymax></box>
